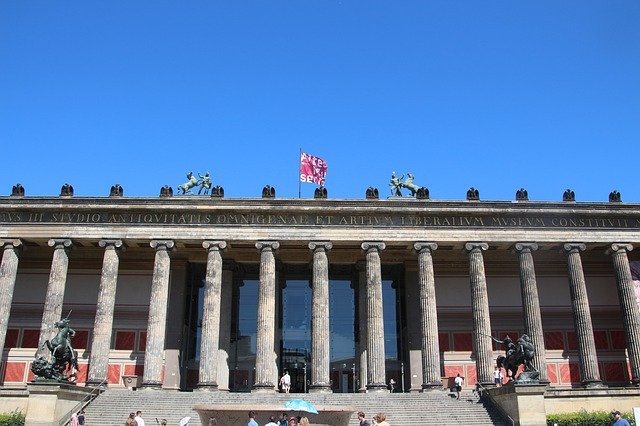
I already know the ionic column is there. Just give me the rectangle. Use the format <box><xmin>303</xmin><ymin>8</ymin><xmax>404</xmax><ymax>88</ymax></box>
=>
<box><xmin>253</xmin><ymin>241</ymin><xmax>279</xmax><ymax>392</ymax></box>
<box><xmin>608</xmin><ymin>243</ymin><xmax>640</xmax><ymax>384</ymax></box>
<box><xmin>198</xmin><ymin>241</ymin><xmax>227</xmax><ymax>390</ymax></box>
<box><xmin>37</xmin><ymin>239</ymin><xmax>73</xmax><ymax>358</ymax></box>
<box><xmin>309</xmin><ymin>241</ymin><xmax>333</xmax><ymax>393</ymax></box>
<box><xmin>361</xmin><ymin>242</ymin><xmax>387</xmax><ymax>392</ymax></box>
<box><xmin>562</xmin><ymin>243</ymin><xmax>602</xmax><ymax>387</ymax></box>
<box><xmin>0</xmin><ymin>239</ymin><xmax>23</xmax><ymax>353</ymax></box>
<box><xmin>87</xmin><ymin>239</ymin><xmax>124</xmax><ymax>386</ymax></box>
<box><xmin>217</xmin><ymin>261</ymin><xmax>235</xmax><ymax>391</ymax></box>
<box><xmin>356</xmin><ymin>261</ymin><xmax>368</xmax><ymax>393</ymax></box>
<box><xmin>142</xmin><ymin>240</ymin><xmax>174</xmax><ymax>388</ymax></box>
<box><xmin>514</xmin><ymin>243</ymin><xmax>548</xmax><ymax>382</ymax></box>
<box><xmin>413</xmin><ymin>242</ymin><xmax>441</xmax><ymax>390</ymax></box>
<box><xmin>465</xmin><ymin>242</ymin><xmax>493</xmax><ymax>386</ymax></box>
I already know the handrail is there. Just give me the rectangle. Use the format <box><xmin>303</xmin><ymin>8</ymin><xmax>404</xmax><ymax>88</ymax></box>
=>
<box><xmin>475</xmin><ymin>382</ymin><xmax>515</xmax><ymax>426</ymax></box>
<box><xmin>58</xmin><ymin>379</ymin><xmax>107</xmax><ymax>426</ymax></box>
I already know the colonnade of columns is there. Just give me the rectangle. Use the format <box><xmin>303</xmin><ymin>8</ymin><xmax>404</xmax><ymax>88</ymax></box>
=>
<box><xmin>0</xmin><ymin>238</ymin><xmax>639</xmax><ymax>391</ymax></box>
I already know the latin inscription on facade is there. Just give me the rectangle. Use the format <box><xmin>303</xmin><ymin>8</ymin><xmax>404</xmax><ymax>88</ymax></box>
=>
<box><xmin>2</xmin><ymin>210</ymin><xmax>640</xmax><ymax>230</ymax></box>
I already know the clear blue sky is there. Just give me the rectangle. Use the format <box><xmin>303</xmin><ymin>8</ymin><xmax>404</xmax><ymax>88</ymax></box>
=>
<box><xmin>1</xmin><ymin>2</ymin><xmax>639</xmax><ymax>201</ymax></box>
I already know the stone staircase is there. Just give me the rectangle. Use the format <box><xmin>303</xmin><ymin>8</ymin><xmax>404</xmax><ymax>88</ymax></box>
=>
<box><xmin>82</xmin><ymin>389</ymin><xmax>508</xmax><ymax>425</ymax></box>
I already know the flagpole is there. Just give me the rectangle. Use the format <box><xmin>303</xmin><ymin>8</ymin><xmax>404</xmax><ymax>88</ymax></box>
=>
<box><xmin>298</xmin><ymin>148</ymin><xmax>302</xmax><ymax>199</ymax></box>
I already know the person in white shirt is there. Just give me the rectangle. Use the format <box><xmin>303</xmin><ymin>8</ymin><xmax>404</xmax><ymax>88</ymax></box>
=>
<box><xmin>134</xmin><ymin>411</ymin><xmax>145</xmax><ymax>426</ymax></box>
<box><xmin>265</xmin><ymin>416</ymin><xmax>279</xmax><ymax>426</ymax></box>
<box><xmin>279</xmin><ymin>371</ymin><xmax>291</xmax><ymax>393</ymax></box>
<box><xmin>454</xmin><ymin>374</ymin><xmax>463</xmax><ymax>400</ymax></box>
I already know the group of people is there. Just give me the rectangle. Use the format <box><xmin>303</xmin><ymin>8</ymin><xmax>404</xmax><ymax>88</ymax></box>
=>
<box><xmin>70</xmin><ymin>410</ymin><xmax>85</xmax><ymax>426</ymax></box>
<box><xmin>358</xmin><ymin>411</ymin><xmax>390</xmax><ymax>426</ymax></box>
<box><xmin>124</xmin><ymin>410</ymin><xmax>161</xmax><ymax>426</ymax></box>
<box><xmin>248</xmin><ymin>411</ymin><xmax>310</xmax><ymax>426</ymax></box>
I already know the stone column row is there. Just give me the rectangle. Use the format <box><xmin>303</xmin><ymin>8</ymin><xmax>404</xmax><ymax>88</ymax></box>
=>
<box><xmin>1</xmin><ymin>236</ymin><xmax>639</xmax><ymax>392</ymax></box>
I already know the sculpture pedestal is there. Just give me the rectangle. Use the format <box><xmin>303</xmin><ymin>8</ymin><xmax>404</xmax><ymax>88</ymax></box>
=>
<box><xmin>194</xmin><ymin>403</ymin><xmax>355</xmax><ymax>426</ymax></box>
<box><xmin>25</xmin><ymin>383</ymin><xmax>95</xmax><ymax>426</ymax></box>
<box><xmin>487</xmin><ymin>383</ymin><xmax>546</xmax><ymax>426</ymax></box>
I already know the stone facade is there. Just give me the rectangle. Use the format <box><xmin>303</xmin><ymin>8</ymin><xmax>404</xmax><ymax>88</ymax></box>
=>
<box><xmin>0</xmin><ymin>195</ymin><xmax>639</xmax><ymax>392</ymax></box>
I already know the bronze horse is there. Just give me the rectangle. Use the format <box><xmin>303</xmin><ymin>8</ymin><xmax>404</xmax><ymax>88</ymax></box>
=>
<box><xmin>38</xmin><ymin>317</ymin><xmax>79</xmax><ymax>381</ymax></box>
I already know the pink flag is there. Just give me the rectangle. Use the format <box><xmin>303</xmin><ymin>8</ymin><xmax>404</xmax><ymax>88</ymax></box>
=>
<box><xmin>300</xmin><ymin>152</ymin><xmax>327</xmax><ymax>186</ymax></box>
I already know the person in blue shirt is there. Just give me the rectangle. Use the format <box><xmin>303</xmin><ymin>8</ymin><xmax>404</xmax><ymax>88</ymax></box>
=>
<box><xmin>248</xmin><ymin>411</ymin><xmax>259</xmax><ymax>426</ymax></box>
<box><xmin>612</xmin><ymin>410</ymin><xmax>631</xmax><ymax>426</ymax></box>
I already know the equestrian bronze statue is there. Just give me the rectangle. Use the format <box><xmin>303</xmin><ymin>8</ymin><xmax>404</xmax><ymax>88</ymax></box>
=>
<box><xmin>31</xmin><ymin>314</ymin><xmax>79</xmax><ymax>382</ymax></box>
<box><xmin>492</xmin><ymin>334</ymin><xmax>539</xmax><ymax>384</ymax></box>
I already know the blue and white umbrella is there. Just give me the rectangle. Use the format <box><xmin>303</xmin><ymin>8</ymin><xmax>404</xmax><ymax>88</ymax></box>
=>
<box><xmin>284</xmin><ymin>399</ymin><xmax>319</xmax><ymax>414</ymax></box>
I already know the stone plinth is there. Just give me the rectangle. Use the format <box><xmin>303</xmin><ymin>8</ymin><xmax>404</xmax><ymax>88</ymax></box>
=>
<box><xmin>194</xmin><ymin>404</ymin><xmax>355</xmax><ymax>426</ymax></box>
<box><xmin>544</xmin><ymin>387</ymin><xmax>640</xmax><ymax>414</ymax></box>
<box><xmin>487</xmin><ymin>383</ymin><xmax>547</xmax><ymax>426</ymax></box>
<box><xmin>25</xmin><ymin>383</ymin><xmax>97</xmax><ymax>426</ymax></box>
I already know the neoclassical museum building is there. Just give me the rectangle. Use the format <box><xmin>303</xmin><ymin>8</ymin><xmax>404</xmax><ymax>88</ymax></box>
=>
<box><xmin>1</xmin><ymin>184</ymin><xmax>639</xmax><ymax>395</ymax></box>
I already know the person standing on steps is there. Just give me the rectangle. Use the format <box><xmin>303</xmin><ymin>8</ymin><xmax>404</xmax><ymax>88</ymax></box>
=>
<box><xmin>278</xmin><ymin>413</ymin><xmax>288</xmax><ymax>426</ymax></box>
<box><xmin>265</xmin><ymin>415</ymin><xmax>278</xmax><ymax>426</ymax></box>
<box><xmin>280</xmin><ymin>370</ymin><xmax>291</xmax><ymax>393</ymax></box>
<box><xmin>357</xmin><ymin>411</ymin><xmax>371</xmax><ymax>426</ymax></box>
<box><xmin>373</xmin><ymin>413</ymin><xmax>390</xmax><ymax>426</ymax></box>
<box><xmin>134</xmin><ymin>411</ymin><xmax>145</xmax><ymax>426</ymax></box>
<box><xmin>454</xmin><ymin>373</ymin><xmax>464</xmax><ymax>400</ymax></box>
<box><xmin>247</xmin><ymin>410</ymin><xmax>259</xmax><ymax>426</ymax></box>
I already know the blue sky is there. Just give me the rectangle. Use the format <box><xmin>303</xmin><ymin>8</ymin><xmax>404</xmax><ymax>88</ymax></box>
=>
<box><xmin>1</xmin><ymin>2</ymin><xmax>639</xmax><ymax>201</ymax></box>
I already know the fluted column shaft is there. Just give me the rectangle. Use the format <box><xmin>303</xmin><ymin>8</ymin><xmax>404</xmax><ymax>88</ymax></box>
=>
<box><xmin>413</xmin><ymin>242</ymin><xmax>441</xmax><ymax>390</ymax></box>
<box><xmin>608</xmin><ymin>244</ymin><xmax>640</xmax><ymax>384</ymax></box>
<box><xmin>198</xmin><ymin>241</ymin><xmax>227</xmax><ymax>390</ymax></box>
<box><xmin>356</xmin><ymin>262</ymin><xmax>368</xmax><ymax>393</ymax></box>
<box><xmin>87</xmin><ymin>240</ymin><xmax>123</xmax><ymax>385</ymax></box>
<box><xmin>142</xmin><ymin>240</ymin><xmax>174</xmax><ymax>388</ymax></box>
<box><xmin>37</xmin><ymin>239</ymin><xmax>73</xmax><ymax>358</ymax></box>
<box><xmin>465</xmin><ymin>242</ymin><xmax>493</xmax><ymax>386</ymax></box>
<box><xmin>309</xmin><ymin>241</ymin><xmax>333</xmax><ymax>393</ymax></box>
<box><xmin>563</xmin><ymin>243</ymin><xmax>602</xmax><ymax>387</ymax></box>
<box><xmin>362</xmin><ymin>242</ymin><xmax>387</xmax><ymax>392</ymax></box>
<box><xmin>0</xmin><ymin>240</ymin><xmax>23</xmax><ymax>353</ymax></box>
<box><xmin>217</xmin><ymin>262</ymin><xmax>235</xmax><ymax>391</ymax></box>
<box><xmin>514</xmin><ymin>243</ymin><xmax>548</xmax><ymax>382</ymax></box>
<box><xmin>253</xmin><ymin>241</ymin><xmax>279</xmax><ymax>391</ymax></box>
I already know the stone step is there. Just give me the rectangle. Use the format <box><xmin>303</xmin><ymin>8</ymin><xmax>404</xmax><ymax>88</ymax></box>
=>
<box><xmin>81</xmin><ymin>390</ymin><xmax>507</xmax><ymax>426</ymax></box>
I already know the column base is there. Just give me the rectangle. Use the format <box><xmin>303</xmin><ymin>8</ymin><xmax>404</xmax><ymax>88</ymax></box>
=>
<box><xmin>85</xmin><ymin>379</ymin><xmax>107</xmax><ymax>388</ymax></box>
<box><xmin>366</xmin><ymin>383</ymin><xmax>388</xmax><ymax>393</ymax></box>
<box><xmin>140</xmin><ymin>381</ymin><xmax>163</xmax><ymax>390</ymax></box>
<box><xmin>421</xmin><ymin>383</ymin><xmax>443</xmax><ymax>392</ymax></box>
<box><xmin>252</xmin><ymin>383</ymin><xmax>276</xmax><ymax>393</ymax></box>
<box><xmin>309</xmin><ymin>384</ymin><xmax>333</xmax><ymax>393</ymax></box>
<box><xmin>582</xmin><ymin>380</ymin><xmax>606</xmax><ymax>389</ymax></box>
<box><xmin>358</xmin><ymin>387</ymin><xmax>367</xmax><ymax>393</ymax></box>
<box><xmin>196</xmin><ymin>382</ymin><xmax>219</xmax><ymax>391</ymax></box>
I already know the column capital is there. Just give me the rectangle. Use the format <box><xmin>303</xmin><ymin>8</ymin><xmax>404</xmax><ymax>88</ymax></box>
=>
<box><xmin>607</xmin><ymin>243</ymin><xmax>633</xmax><ymax>255</ymax></box>
<box><xmin>361</xmin><ymin>242</ymin><xmax>385</xmax><ymax>253</ymax></box>
<box><xmin>413</xmin><ymin>242</ymin><xmax>438</xmax><ymax>254</ymax></box>
<box><xmin>255</xmin><ymin>241</ymin><xmax>279</xmax><ymax>251</ymax></box>
<box><xmin>464</xmin><ymin>242</ymin><xmax>488</xmax><ymax>253</ymax></box>
<box><xmin>0</xmin><ymin>239</ymin><xmax>24</xmax><ymax>250</ymax></box>
<box><xmin>203</xmin><ymin>240</ymin><xmax>228</xmax><ymax>251</ymax></box>
<box><xmin>47</xmin><ymin>238</ymin><xmax>73</xmax><ymax>250</ymax></box>
<box><xmin>308</xmin><ymin>241</ymin><xmax>333</xmax><ymax>251</ymax></box>
<box><xmin>99</xmin><ymin>239</ymin><xmax>124</xmax><ymax>251</ymax></box>
<box><xmin>150</xmin><ymin>240</ymin><xmax>175</xmax><ymax>251</ymax></box>
<box><xmin>562</xmin><ymin>243</ymin><xmax>586</xmax><ymax>254</ymax></box>
<box><xmin>514</xmin><ymin>242</ymin><xmax>539</xmax><ymax>254</ymax></box>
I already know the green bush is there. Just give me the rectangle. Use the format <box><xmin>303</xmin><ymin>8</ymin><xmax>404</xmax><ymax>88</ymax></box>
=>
<box><xmin>547</xmin><ymin>409</ymin><xmax>635</xmax><ymax>426</ymax></box>
<box><xmin>0</xmin><ymin>410</ymin><xmax>25</xmax><ymax>426</ymax></box>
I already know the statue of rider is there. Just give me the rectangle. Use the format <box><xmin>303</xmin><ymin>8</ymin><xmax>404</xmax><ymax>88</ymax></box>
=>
<box><xmin>491</xmin><ymin>335</ymin><xmax>516</xmax><ymax>359</ymax></box>
<box><xmin>517</xmin><ymin>334</ymin><xmax>536</xmax><ymax>371</ymax></box>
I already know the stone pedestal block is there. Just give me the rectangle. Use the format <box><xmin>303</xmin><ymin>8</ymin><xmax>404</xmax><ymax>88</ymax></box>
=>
<box><xmin>487</xmin><ymin>383</ymin><xmax>547</xmax><ymax>426</ymax></box>
<box><xmin>25</xmin><ymin>383</ymin><xmax>96</xmax><ymax>426</ymax></box>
